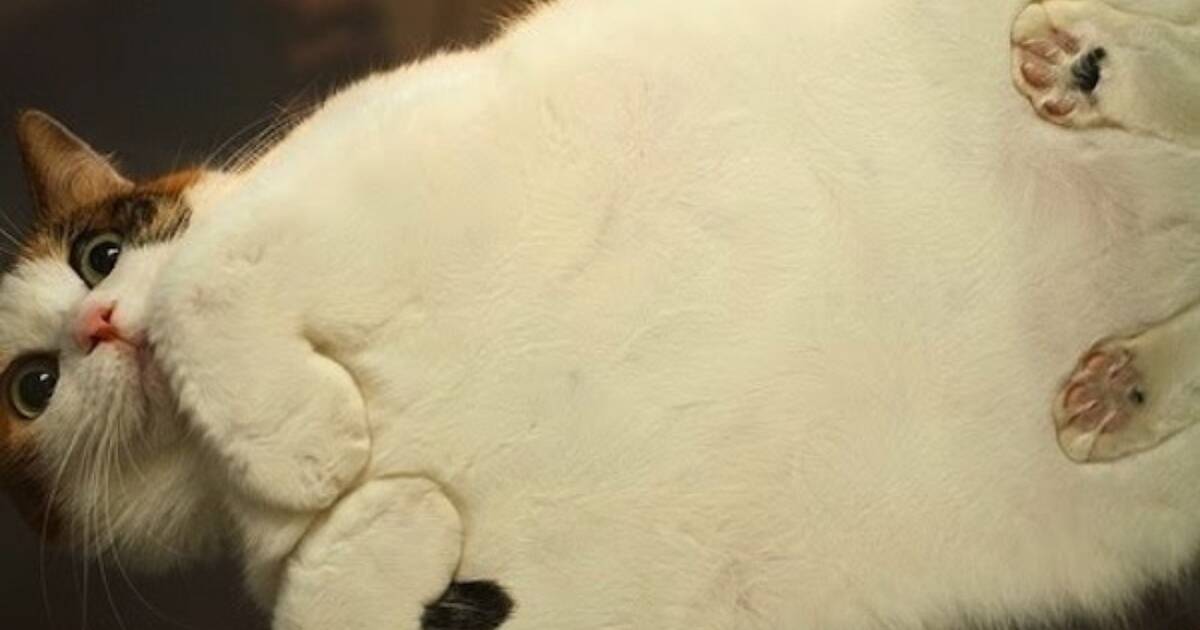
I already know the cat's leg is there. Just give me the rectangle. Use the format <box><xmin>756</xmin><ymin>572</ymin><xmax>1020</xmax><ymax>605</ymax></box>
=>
<box><xmin>1010</xmin><ymin>0</ymin><xmax>1200</xmax><ymax>146</ymax></box>
<box><xmin>1054</xmin><ymin>301</ymin><xmax>1200</xmax><ymax>462</ymax></box>
<box><xmin>273</xmin><ymin>477</ymin><xmax>463</xmax><ymax>630</ymax></box>
<box><xmin>148</xmin><ymin>214</ymin><xmax>371</xmax><ymax>513</ymax></box>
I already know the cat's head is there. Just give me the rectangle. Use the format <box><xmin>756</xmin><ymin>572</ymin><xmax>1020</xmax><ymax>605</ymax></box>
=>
<box><xmin>0</xmin><ymin>111</ymin><xmax>225</xmax><ymax>570</ymax></box>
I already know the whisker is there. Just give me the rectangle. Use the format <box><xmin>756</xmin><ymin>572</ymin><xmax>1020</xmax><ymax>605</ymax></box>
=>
<box><xmin>105</xmin><ymin>418</ymin><xmax>192</xmax><ymax>630</ymax></box>
<box><xmin>79</xmin><ymin>458</ymin><xmax>92</xmax><ymax>630</ymax></box>
<box><xmin>0</xmin><ymin>223</ymin><xmax>22</xmax><ymax>245</ymax></box>
<box><xmin>218</xmin><ymin>112</ymin><xmax>300</xmax><ymax>174</ymax></box>
<box><xmin>128</xmin><ymin>391</ymin><xmax>189</xmax><ymax>560</ymax></box>
<box><xmin>205</xmin><ymin>102</ymin><xmax>307</xmax><ymax>174</ymax></box>
<box><xmin>202</xmin><ymin>112</ymin><xmax>279</xmax><ymax>171</ymax></box>
<box><xmin>97</xmin><ymin>427</ymin><xmax>131</xmax><ymax>630</ymax></box>
<box><xmin>211</xmin><ymin>95</ymin><xmax>316</xmax><ymax>175</ymax></box>
<box><xmin>40</xmin><ymin>413</ymin><xmax>93</xmax><ymax>627</ymax></box>
<box><xmin>0</xmin><ymin>232</ymin><xmax>21</xmax><ymax>250</ymax></box>
<box><xmin>0</xmin><ymin>224</ymin><xmax>23</xmax><ymax>257</ymax></box>
<box><xmin>115</xmin><ymin>394</ymin><xmax>149</xmax><ymax>484</ymax></box>
<box><xmin>0</xmin><ymin>210</ymin><xmax>26</xmax><ymax>240</ymax></box>
<box><xmin>80</xmin><ymin>399</ymin><xmax>114</xmax><ymax>628</ymax></box>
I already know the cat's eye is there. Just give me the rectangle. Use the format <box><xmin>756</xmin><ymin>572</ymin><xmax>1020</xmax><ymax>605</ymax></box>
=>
<box><xmin>70</xmin><ymin>231</ymin><xmax>124</xmax><ymax>288</ymax></box>
<box><xmin>7</xmin><ymin>355</ymin><xmax>59</xmax><ymax>420</ymax></box>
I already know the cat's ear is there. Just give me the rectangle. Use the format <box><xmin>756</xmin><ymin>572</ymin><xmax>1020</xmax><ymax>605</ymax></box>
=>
<box><xmin>15</xmin><ymin>110</ymin><xmax>133</xmax><ymax>218</ymax></box>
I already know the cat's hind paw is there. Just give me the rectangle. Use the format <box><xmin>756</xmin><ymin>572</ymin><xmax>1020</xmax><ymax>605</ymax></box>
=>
<box><xmin>1053</xmin><ymin>313</ymin><xmax>1200</xmax><ymax>464</ymax></box>
<box><xmin>1011</xmin><ymin>2</ymin><xmax>1109</xmax><ymax>128</ymax></box>
<box><xmin>1054</xmin><ymin>343</ymin><xmax>1146</xmax><ymax>462</ymax></box>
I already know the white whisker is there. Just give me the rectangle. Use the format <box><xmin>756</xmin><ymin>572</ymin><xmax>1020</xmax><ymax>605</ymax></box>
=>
<box><xmin>0</xmin><ymin>217</ymin><xmax>26</xmax><ymax>253</ymax></box>
<box><xmin>105</xmin><ymin>413</ymin><xmax>191</xmax><ymax>629</ymax></box>
<box><xmin>97</xmin><ymin>425</ymin><xmax>130</xmax><ymax>630</ymax></box>
<box><xmin>40</xmin><ymin>412</ymin><xmax>92</xmax><ymax>627</ymax></box>
<box><xmin>210</xmin><ymin>100</ymin><xmax>314</xmax><ymax>174</ymax></box>
<box><xmin>0</xmin><ymin>210</ymin><xmax>25</xmax><ymax>238</ymax></box>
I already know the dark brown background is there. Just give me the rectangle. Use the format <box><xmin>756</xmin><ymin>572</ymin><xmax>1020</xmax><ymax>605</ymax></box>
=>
<box><xmin>1</xmin><ymin>1</ymin><xmax>1200</xmax><ymax>628</ymax></box>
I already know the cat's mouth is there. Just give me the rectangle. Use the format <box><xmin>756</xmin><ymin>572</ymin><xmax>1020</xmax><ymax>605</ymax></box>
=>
<box><xmin>93</xmin><ymin>333</ymin><xmax>158</xmax><ymax>380</ymax></box>
<box><xmin>91</xmin><ymin>343</ymin><xmax>165</xmax><ymax>430</ymax></box>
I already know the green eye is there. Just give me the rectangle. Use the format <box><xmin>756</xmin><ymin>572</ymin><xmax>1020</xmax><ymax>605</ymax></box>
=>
<box><xmin>8</xmin><ymin>355</ymin><xmax>58</xmax><ymax>420</ymax></box>
<box><xmin>70</xmin><ymin>231</ymin><xmax>124</xmax><ymax>288</ymax></box>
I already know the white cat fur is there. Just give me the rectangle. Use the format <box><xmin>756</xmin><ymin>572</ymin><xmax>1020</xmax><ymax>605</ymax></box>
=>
<box><xmin>8</xmin><ymin>0</ymin><xmax>1200</xmax><ymax>627</ymax></box>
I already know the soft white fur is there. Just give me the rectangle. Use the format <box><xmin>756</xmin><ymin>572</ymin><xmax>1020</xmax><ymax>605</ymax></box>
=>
<box><xmin>6</xmin><ymin>0</ymin><xmax>1200</xmax><ymax>627</ymax></box>
<box><xmin>1012</xmin><ymin>0</ymin><xmax>1200</xmax><ymax>143</ymax></box>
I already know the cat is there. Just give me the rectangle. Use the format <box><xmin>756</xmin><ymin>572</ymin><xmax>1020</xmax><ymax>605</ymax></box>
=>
<box><xmin>5</xmin><ymin>0</ymin><xmax>1200</xmax><ymax>628</ymax></box>
<box><xmin>1010</xmin><ymin>0</ymin><xmax>1200</xmax><ymax>147</ymax></box>
<box><xmin>1009</xmin><ymin>0</ymin><xmax>1200</xmax><ymax>464</ymax></box>
<box><xmin>1</xmin><ymin>110</ymin><xmax>513</xmax><ymax>630</ymax></box>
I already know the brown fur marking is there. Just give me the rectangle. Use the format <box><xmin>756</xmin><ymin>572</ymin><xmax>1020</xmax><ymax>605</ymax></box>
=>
<box><xmin>2</xmin><ymin>111</ymin><xmax>205</xmax><ymax>541</ymax></box>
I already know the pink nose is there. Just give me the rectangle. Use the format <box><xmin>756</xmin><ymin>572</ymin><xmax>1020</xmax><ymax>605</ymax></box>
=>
<box><xmin>75</xmin><ymin>303</ymin><xmax>121</xmax><ymax>353</ymax></box>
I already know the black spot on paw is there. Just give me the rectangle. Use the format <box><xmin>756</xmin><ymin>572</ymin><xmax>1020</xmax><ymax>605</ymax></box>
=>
<box><xmin>422</xmin><ymin>581</ymin><xmax>515</xmax><ymax>630</ymax></box>
<box><xmin>1072</xmin><ymin>47</ymin><xmax>1106</xmax><ymax>94</ymax></box>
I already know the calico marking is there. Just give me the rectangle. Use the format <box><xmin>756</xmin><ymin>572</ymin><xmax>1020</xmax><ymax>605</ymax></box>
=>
<box><xmin>422</xmin><ymin>581</ymin><xmax>515</xmax><ymax>630</ymax></box>
<box><xmin>1071</xmin><ymin>47</ymin><xmax>1106</xmax><ymax>94</ymax></box>
<box><xmin>14</xmin><ymin>111</ymin><xmax>198</xmax><ymax>262</ymax></box>
<box><xmin>0</xmin><ymin>110</ymin><xmax>202</xmax><ymax>541</ymax></box>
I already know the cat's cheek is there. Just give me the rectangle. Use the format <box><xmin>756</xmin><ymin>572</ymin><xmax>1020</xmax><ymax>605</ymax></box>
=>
<box><xmin>136</xmin><ymin>351</ymin><xmax>176</xmax><ymax>420</ymax></box>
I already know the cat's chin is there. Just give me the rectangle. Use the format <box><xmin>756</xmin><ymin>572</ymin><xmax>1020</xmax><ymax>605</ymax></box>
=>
<box><xmin>55</xmin><ymin>444</ymin><xmax>227</xmax><ymax>573</ymax></box>
<box><xmin>93</xmin><ymin>337</ymin><xmax>148</xmax><ymax>367</ymax></box>
<box><xmin>87</xmin><ymin>337</ymin><xmax>144</xmax><ymax>370</ymax></box>
<box><xmin>90</xmin><ymin>338</ymin><xmax>174</xmax><ymax>413</ymax></box>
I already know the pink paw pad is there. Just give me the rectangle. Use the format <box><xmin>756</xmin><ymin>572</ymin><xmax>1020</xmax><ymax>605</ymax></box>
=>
<box><xmin>1011</xmin><ymin>3</ymin><xmax>1108</xmax><ymax>128</ymax></box>
<box><xmin>1059</xmin><ymin>347</ymin><xmax>1145</xmax><ymax>434</ymax></box>
<box><xmin>1015</xmin><ymin>31</ymin><xmax>1085</xmax><ymax>119</ymax></box>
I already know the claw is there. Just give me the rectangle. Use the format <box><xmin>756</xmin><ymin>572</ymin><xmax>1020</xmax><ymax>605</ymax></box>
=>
<box><xmin>1056</xmin><ymin>343</ymin><xmax>1144</xmax><ymax>448</ymax></box>
<box><xmin>1081</xmin><ymin>351</ymin><xmax>1109</xmax><ymax>373</ymax></box>
<box><xmin>1065</xmin><ymin>382</ymin><xmax>1093</xmax><ymax>409</ymax></box>
<box><xmin>1068</xmin><ymin>397</ymin><xmax>1099</xmax><ymax>417</ymax></box>
<box><xmin>1107</xmin><ymin>350</ymin><xmax>1132</xmax><ymax>375</ymax></box>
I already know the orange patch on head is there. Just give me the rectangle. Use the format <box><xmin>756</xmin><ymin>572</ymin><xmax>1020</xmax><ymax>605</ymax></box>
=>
<box><xmin>2</xmin><ymin>111</ymin><xmax>206</xmax><ymax>541</ymax></box>
<box><xmin>15</xmin><ymin>110</ymin><xmax>133</xmax><ymax>221</ymax></box>
<box><xmin>17</xmin><ymin>231</ymin><xmax>69</xmax><ymax>262</ymax></box>
<box><xmin>11</xmin><ymin>114</ymin><xmax>206</xmax><ymax>264</ymax></box>
<box><xmin>140</xmin><ymin>168</ymin><xmax>205</xmax><ymax>197</ymax></box>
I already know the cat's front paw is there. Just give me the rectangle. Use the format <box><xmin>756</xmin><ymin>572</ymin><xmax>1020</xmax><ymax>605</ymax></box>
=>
<box><xmin>1011</xmin><ymin>1</ymin><xmax>1109</xmax><ymax>127</ymax></box>
<box><xmin>148</xmin><ymin>212</ymin><xmax>371</xmax><ymax>513</ymax></box>
<box><xmin>275</xmin><ymin>478</ymin><xmax>463</xmax><ymax>630</ymax></box>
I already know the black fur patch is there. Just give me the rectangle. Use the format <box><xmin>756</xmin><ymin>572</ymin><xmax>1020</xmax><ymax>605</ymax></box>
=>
<box><xmin>422</xmin><ymin>581</ymin><xmax>515</xmax><ymax>630</ymax></box>
<box><xmin>1071</xmin><ymin>47</ymin><xmax>1106</xmax><ymax>94</ymax></box>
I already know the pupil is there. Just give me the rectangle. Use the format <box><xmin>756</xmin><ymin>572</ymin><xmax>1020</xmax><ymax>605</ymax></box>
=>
<box><xmin>18</xmin><ymin>370</ymin><xmax>56</xmax><ymax>411</ymax></box>
<box><xmin>89</xmin><ymin>241</ymin><xmax>121</xmax><ymax>275</ymax></box>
